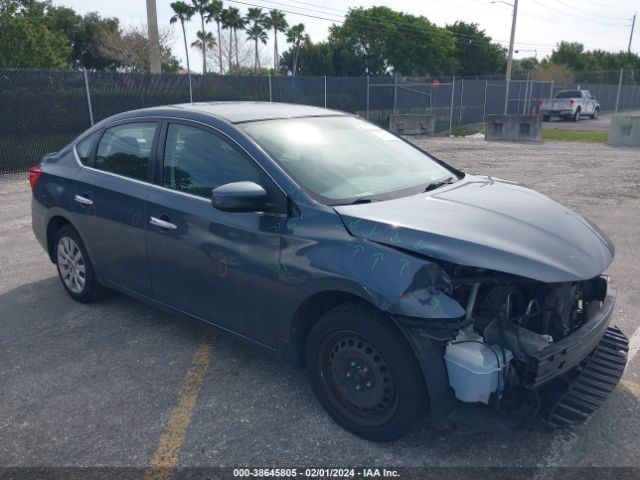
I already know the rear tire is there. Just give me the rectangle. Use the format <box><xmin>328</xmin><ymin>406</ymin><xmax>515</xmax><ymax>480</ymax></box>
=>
<box><xmin>542</xmin><ymin>115</ymin><xmax>550</xmax><ymax>122</ymax></box>
<box><xmin>305</xmin><ymin>302</ymin><xmax>427</xmax><ymax>442</ymax></box>
<box><xmin>572</xmin><ymin>108</ymin><xmax>581</xmax><ymax>122</ymax></box>
<box><xmin>54</xmin><ymin>225</ymin><xmax>109</xmax><ymax>303</ymax></box>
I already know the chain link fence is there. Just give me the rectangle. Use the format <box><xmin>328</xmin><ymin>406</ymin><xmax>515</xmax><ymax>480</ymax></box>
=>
<box><xmin>1</xmin><ymin>69</ymin><xmax>639</xmax><ymax>174</ymax></box>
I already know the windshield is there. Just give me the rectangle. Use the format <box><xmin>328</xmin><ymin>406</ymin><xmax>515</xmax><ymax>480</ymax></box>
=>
<box><xmin>555</xmin><ymin>90</ymin><xmax>581</xmax><ymax>99</ymax></box>
<box><xmin>240</xmin><ymin>116</ymin><xmax>454</xmax><ymax>205</ymax></box>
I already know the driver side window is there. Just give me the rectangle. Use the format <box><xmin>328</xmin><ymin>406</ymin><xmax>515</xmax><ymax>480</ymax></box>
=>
<box><xmin>163</xmin><ymin>123</ymin><xmax>262</xmax><ymax>199</ymax></box>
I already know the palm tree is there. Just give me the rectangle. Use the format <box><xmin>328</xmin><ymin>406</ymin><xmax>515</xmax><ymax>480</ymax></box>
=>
<box><xmin>191</xmin><ymin>0</ymin><xmax>211</xmax><ymax>75</ymax></box>
<box><xmin>191</xmin><ymin>30</ymin><xmax>216</xmax><ymax>57</ymax></box>
<box><xmin>286</xmin><ymin>23</ymin><xmax>309</xmax><ymax>76</ymax></box>
<box><xmin>224</xmin><ymin>7</ymin><xmax>245</xmax><ymax>68</ymax></box>
<box><xmin>220</xmin><ymin>8</ymin><xmax>234</xmax><ymax>72</ymax></box>
<box><xmin>245</xmin><ymin>8</ymin><xmax>267</xmax><ymax>72</ymax></box>
<box><xmin>205</xmin><ymin>0</ymin><xmax>224</xmax><ymax>74</ymax></box>
<box><xmin>264</xmin><ymin>10</ymin><xmax>288</xmax><ymax>73</ymax></box>
<box><xmin>170</xmin><ymin>1</ymin><xmax>196</xmax><ymax>101</ymax></box>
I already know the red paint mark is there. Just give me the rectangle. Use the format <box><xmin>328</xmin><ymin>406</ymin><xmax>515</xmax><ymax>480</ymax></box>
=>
<box><xmin>218</xmin><ymin>259</ymin><xmax>228</xmax><ymax>278</ymax></box>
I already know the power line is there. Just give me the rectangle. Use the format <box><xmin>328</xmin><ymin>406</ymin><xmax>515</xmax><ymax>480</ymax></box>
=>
<box><xmin>226</xmin><ymin>0</ymin><xmax>561</xmax><ymax>50</ymax></box>
<box><xmin>529</xmin><ymin>0</ymin><xmax>630</xmax><ymax>27</ymax></box>
<box><xmin>224</xmin><ymin>0</ymin><xmax>514</xmax><ymax>50</ymax></box>
<box><xmin>552</xmin><ymin>0</ymin><xmax>629</xmax><ymax>21</ymax></box>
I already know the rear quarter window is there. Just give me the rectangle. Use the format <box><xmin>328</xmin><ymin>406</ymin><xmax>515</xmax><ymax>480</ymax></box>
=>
<box><xmin>75</xmin><ymin>131</ymin><xmax>100</xmax><ymax>166</ymax></box>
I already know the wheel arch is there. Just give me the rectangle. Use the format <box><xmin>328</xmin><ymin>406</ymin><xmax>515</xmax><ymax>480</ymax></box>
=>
<box><xmin>46</xmin><ymin>215</ymin><xmax>73</xmax><ymax>263</ymax></box>
<box><xmin>292</xmin><ymin>290</ymin><xmax>382</xmax><ymax>367</ymax></box>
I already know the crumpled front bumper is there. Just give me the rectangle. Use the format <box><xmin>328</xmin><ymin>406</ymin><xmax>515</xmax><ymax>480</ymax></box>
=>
<box><xmin>528</xmin><ymin>281</ymin><xmax>620</xmax><ymax>388</ymax></box>
<box><xmin>540</xmin><ymin>325</ymin><xmax>629</xmax><ymax>428</ymax></box>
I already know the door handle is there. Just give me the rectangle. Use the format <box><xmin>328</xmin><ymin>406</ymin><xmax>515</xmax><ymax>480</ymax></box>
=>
<box><xmin>74</xmin><ymin>194</ymin><xmax>93</xmax><ymax>206</ymax></box>
<box><xmin>150</xmin><ymin>216</ymin><xmax>177</xmax><ymax>230</ymax></box>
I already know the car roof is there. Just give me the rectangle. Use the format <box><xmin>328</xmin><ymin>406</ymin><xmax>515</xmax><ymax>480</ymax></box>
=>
<box><xmin>165</xmin><ymin>101</ymin><xmax>348</xmax><ymax>123</ymax></box>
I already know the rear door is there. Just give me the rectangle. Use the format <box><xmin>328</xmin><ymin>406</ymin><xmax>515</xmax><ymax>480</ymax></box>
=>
<box><xmin>72</xmin><ymin>120</ymin><xmax>160</xmax><ymax>297</ymax></box>
<box><xmin>145</xmin><ymin>120</ymin><xmax>287</xmax><ymax>346</ymax></box>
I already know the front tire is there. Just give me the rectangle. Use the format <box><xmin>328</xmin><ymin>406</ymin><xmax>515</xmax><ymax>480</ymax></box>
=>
<box><xmin>54</xmin><ymin>225</ymin><xmax>108</xmax><ymax>303</ymax></box>
<box><xmin>305</xmin><ymin>302</ymin><xmax>428</xmax><ymax>442</ymax></box>
<box><xmin>590</xmin><ymin>108</ymin><xmax>599</xmax><ymax>119</ymax></box>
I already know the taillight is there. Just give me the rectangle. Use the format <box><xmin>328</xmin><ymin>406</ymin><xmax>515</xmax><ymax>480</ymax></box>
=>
<box><xmin>569</xmin><ymin>99</ymin><xmax>575</xmax><ymax>105</ymax></box>
<box><xmin>29</xmin><ymin>166</ymin><xmax>42</xmax><ymax>191</ymax></box>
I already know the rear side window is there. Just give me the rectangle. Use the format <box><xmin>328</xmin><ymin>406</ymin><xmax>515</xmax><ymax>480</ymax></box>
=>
<box><xmin>555</xmin><ymin>91</ymin><xmax>581</xmax><ymax>99</ymax></box>
<box><xmin>76</xmin><ymin>131</ymin><xmax>100</xmax><ymax>166</ymax></box>
<box><xmin>95</xmin><ymin>122</ymin><xmax>158</xmax><ymax>181</ymax></box>
<box><xmin>162</xmin><ymin>123</ymin><xmax>261</xmax><ymax>198</ymax></box>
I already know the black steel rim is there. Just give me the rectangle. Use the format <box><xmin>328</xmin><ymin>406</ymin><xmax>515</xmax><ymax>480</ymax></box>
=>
<box><xmin>318</xmin><ymin>330</ymin><xmax>398</xmax><ymax>426</ymax></box>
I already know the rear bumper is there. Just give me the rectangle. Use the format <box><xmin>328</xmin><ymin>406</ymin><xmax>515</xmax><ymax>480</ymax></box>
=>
<box><xmin>540</xmin><ymin>109</ymin><xmax>574</xmax><ymax>116</ymax></box>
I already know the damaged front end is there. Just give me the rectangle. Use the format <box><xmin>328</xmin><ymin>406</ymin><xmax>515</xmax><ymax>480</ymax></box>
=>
<box><xmin>396</xmin><ymin>267</ymin><xmax>629</xmax><ymax>432</ymax></box>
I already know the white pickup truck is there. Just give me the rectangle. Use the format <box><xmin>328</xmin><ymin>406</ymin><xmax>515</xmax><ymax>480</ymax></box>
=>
<box><xmin>539</xmin><ymin>89</ymin><xmax>600</xmax><ymax>122</ymax></box>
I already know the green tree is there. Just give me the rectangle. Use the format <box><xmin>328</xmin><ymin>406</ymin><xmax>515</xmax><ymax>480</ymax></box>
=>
<box><xmin>280</xmin><ymin>41</ymin><xmax>333</xmax><ymax>75</ymax></box>
<box><xmin>46</xmin><ymin>8</ymin><xmax>121</xmax><ymax>70</ymax></box>
<box><xmin>445</xmin><ymin>21</ymin><xmax>505</xmax><ymax>76</ymax></box>
<box><xmin>169</xmin><ymin>1</ymin><xmax>195</xmax><ymax>74</ymax></box>
<box><xmin>221</xmin><ymin>7</ymin><xmax>244</xmax><ymax>70</ymax></box>
<box><xmin>245</xmin><ymin>8</ymin><xmax>267</xmax><ymax>72</ymax></box>
<box><xmin>286</xmin><ymin>23</ymin><xmax>310</xmax><ymax>76</ymax></box>
<box><xmin>0</xmin><ymin>0</ymin><xmax>70</xmax><ymax>69</ymax></box>
<box><xmin>191</xmin><ymin>0</ymin><xmax>210</xmax><ymax>74</ymax></box>
<box><xmin>99</xmin><ymin>24</ymin><xmax>181</xmax><ymax>73</ymax></box>
<box><xmin>550</xmin><ymin>42</ymin><xmax>588</xmax><ymax>71</ymax></box>
<box><xmin>205</xmin><ymin>0</ymin><xmax>224</xmax><ymax>74</ymax></box>
<box><xmin>328</xmin><ymin>7</ymin><xmax>456</xmax><ymax>76</ymax></box>
<box><xmin>191</xmin><ymin>30</ymin><xmax>216</xmax><ymax>58</ymax></box>
<box><xmin>264</xmin><ymin>9</ymin><xmax>288</xmax><ymax>73</ymax></box>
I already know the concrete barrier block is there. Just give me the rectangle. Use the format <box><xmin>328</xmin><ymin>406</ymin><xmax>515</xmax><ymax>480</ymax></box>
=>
<box><xmin>485</xmin><ymin>115</ymin><xmax>542</xmax><ymax>142</ymax></box>
<box><xmin>389</xmin><ymin>114</ymin><xmax>436</xmax><ymax>136</ymax></box>
<box><xmin>609</xmin><ymin>115</ymin><xmax>640</xmax><ymax>147</ymax></box>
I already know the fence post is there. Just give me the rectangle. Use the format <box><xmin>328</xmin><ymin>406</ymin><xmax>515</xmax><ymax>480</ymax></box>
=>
<box><xmin>459</xmin><ymin>79</ymin><xmax>464</xmax><ymax>124</ymax></box>
<box><xmin>483</xmin><ymin>80</ymin><xmax>488</xmax><ymax>119</ymax></box>
<box><xmin>393</xmin><ymin>73</ymin><xmax>398</xmax><ymax>113</ymax></box>
<box><xmin>615</xmin><ymin>68</ymin><xmax>624</xmax><ymax>114</ymax></box>
<box><xmin>366</xmin><ymin>75</ymin><xmax>370</xmax><ymax>120</ymax></box>
<box><xmin>549</xmin><ymin>80</ymin><xmax>554</xmax><ymax>99</ymax></box>
<box><xmin>449</xmin><ymin>75</ymin><xmax>456</xmax><ymax>134</ymax></box>
<box><xmin>324</xmin><ymin>75</ymin><xmax>327</xmax><ymax>108</ymax></box>
<box><xmin>83</xmin><ymin>69</ymin><xmax>94</xmax><ymax>126</ymax></box>
<box><xmin>268</xmin><ymin>74</ymin><xmax>272</xmax><ymax>102</ymax></box>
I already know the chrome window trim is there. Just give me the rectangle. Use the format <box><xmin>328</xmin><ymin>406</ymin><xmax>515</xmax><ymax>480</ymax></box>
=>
<box><xmin>73</xmin><ymin>115</ymin><xmax>288</xmax><ymax>198</ymax></box>
<box><xmin>72</xmin><ymin>117</ymin><xmax>288</xmax><ymax>215</ymax></box>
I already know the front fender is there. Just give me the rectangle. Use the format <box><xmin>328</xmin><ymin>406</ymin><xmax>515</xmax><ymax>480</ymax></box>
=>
<box><xmin>279</xmin><ymin>208</ymin><xmax>466</xmax><ymax>320</ymax></box>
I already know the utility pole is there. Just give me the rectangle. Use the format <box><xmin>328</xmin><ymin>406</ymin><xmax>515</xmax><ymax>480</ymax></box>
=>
<box><xmin>629</xmin><ymin>12</ymin><xmax>637</xmax><ymax>54</ymax></box>
<box><xmin>496</xmin><ymin>0</ymin><xmax>519</xmax><ymax>115</ymax></box>
<box><xmin>146</xmin><ymin>0</ymin><xmax>162</xmax><ymax>74</ymax></box>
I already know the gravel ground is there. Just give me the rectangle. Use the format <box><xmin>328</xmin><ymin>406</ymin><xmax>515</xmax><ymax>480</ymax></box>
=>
<box><xmin>1</xmin><ymin>138</ymin><xmax>639</xmax><ymax>472</ymax></box>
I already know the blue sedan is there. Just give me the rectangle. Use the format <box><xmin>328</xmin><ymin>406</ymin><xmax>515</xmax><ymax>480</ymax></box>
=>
<box><xmin>30</xmin><ymin>102</ymin><xmax>627</xmax><ymax>441</ymax></box>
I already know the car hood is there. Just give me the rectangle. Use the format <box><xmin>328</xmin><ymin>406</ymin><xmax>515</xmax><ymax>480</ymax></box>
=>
<box><xmin>334</xmin><ymin>175</ymin><xmax>614</xmax><ymax>283</ymax></box>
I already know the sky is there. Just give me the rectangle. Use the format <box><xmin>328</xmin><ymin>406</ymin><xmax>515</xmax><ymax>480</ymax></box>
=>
<box><xmin>51</xmin><ymin>0</ymin><xmax>639</xmax><ymax>73</ymax></box>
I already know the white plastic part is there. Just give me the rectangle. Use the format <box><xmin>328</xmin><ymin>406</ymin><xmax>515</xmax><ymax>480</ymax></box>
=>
<box><xmin>444</xmin><ymin>338</ymin><xmax>513</xmax><ymax>405</ymax></box>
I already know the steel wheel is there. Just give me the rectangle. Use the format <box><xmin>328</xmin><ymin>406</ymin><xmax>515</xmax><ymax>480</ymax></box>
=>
<box><xmin>319</xmin><ymin>330</ymin><xmax>399</xmax><ymax>426</ymax></box>
<box><xmin>57</xmin><ymin>236</ymin><xmax>86</xmax><ymax>294</ymax></box>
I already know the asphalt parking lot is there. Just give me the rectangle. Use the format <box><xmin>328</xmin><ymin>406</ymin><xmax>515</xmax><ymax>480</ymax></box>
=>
<box><xmin>1</xmin><ymin>138</ymin><xmax>640</xmax><ymax>471</ymax></box>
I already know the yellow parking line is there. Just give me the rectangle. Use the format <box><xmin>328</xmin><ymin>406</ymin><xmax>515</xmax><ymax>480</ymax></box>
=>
<box><xmin>620</xmin><ymin>380</ymin><xmax>640</xmax><ymax>397</ymax></box>
<box><xmin>144</xmin><ymin>331</ymin><xmax>215</xmax><ymax>480</ymax></box>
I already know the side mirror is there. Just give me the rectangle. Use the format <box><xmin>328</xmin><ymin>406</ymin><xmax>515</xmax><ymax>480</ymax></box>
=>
<box><xmin>211</xmin><ymin>181</ymin><xmax>267</xmax><ymax>213</ymax></box>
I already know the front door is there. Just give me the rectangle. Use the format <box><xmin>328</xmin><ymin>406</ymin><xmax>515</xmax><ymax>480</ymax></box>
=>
<box><xmin>145</xmin><ymin>121</ymin><xmax>287</xmax><ymax>346</ymax></box>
